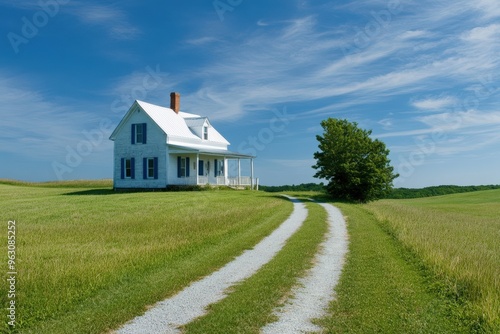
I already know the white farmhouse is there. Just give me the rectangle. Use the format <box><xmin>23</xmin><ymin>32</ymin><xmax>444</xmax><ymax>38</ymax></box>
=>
<box><xmin>109</xmin><ymin>92</ymin><xmax>255</xmax><ymax>189</ymax></box>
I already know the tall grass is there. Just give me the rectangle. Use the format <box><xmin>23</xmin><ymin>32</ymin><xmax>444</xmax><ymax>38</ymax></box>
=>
<box><xmin>319</xmin><ymin>203</ymin><xmax>469</xmax><ymax>333</ymax></box>
<box><xmin>366</xmin><ymin>190</ymin><xmax>500</xmax><ymax>332</ymax></box>
<box><xmin>0</xmin><ymin>178</ymin><xmax>113</xmax><ymax>188</ymax></box>
<box><xmin>0</xmin><ymin>184</ymin><xmax>292</xmax><ymax>333</ymax></box>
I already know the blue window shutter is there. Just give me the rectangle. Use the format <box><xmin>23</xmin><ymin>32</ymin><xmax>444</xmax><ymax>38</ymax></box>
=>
<box><xmin>198</xmin><ymin>160</ymin><xmax>204</xmax><ymax>176</ymax></box>
<box><xmin>154</xmin><ymin>157</ymin><xmax>158</xmax><ymax>179</ymax></box>
<box><xmin>143</xmin><ymin>158</ymin><xmax>147</xmax><ymax>179</ymax></box>
<box><xmin>186</xmin><ymin>157</ymin><xmax>190</xmax><ymax>177</ymax></box>
<box><xmin>177</xmin><ymin>156</ymin><xmax>181</xmax><ymax>178</ymax></box>
<box><xmin>214</xmin><ymin>159</ymin><xmax>218</xmax><ymax>177</ymax></box>
<box><xmin>131</xmin><ymin>124</ymin><xmax>135</xmax><ymax>144</ymax></box>
<box><xmin>131</xmin><ymin>158</ymin><xmax>135</xmax><ymax>179</ymax></box>
<box><xmin>142</xmin><ymin>123</ymin><xmax>147</xmax><ymax>144</ymax></box>
<box><xmin>120</xmin><ymin>158</ymin><xmax>125</xmax><ymax>179</ymax></box>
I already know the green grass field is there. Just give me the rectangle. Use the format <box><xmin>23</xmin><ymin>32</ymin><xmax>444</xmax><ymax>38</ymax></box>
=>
<box><xmin>0</xmin><ymin>182</ymin><xmax>292</xmax><ymax>333</ymax></box>
<box><xmin>2</xmin><ymin>181</ymin><xmax>498</xmax><ymax>333</ymax></box>
<box><xmin>367</xmin><ymin>190</ymin><xmax>500</xmax><ymax>332</ymax></box>
<box><xmin>321</xmin><ymin>189</ymin><xmax>500</xmax><ymax>333</ymax></box>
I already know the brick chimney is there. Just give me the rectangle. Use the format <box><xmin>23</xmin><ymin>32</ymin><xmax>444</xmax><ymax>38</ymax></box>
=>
<box><xmin>170</xmin><ymin>92</ymin><xmax>180</xmax><ymax>114</ymax></box>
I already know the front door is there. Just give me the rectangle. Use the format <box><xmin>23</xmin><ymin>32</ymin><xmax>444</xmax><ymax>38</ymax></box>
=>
<box><xmin>198</xmin><ymin>160</ymin><xmax>204</xmax><ymax>176</ymax></box>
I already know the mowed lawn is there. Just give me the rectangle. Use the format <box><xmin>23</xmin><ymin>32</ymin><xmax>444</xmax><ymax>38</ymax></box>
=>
<box><xmin>2</xmin><ymin>181</ymin><xmax>499</xmax><ymax>333</ymax></box>
<box><xmin>0</xmin><ymin>182</ymin><xmax>293</xmax><ymax>333</ymax></box>
<box><xmin>321</xmin><ymin>189</ymin><xmax>500</xmax><ymax>333</ymax></box>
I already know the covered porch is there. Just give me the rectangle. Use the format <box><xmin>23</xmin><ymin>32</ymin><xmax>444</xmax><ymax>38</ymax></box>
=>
<box><xmin>168</xmin><ymin>146</ymin><xmax>257</xmax><ymax>189</ymax></box>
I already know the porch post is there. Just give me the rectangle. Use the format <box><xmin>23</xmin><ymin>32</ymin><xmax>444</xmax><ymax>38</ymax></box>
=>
<box><xmin>250</xmin><ymin>158</ymin><xmax>254</xmax><ymax>190</ymax></box>
<box><xmin>238</xmin><ymin>158</ymin><xmax>241</xmax><ymax>186</ymax></box>
<box><xmin>224</xmin><ymin>157</ymin><xmax>228</xmax><ymax>186</ymax></box>
<box><xmin>196</xmin><ymin>153</ymin><xmax>199</xmax><ymax>185</ymax></box>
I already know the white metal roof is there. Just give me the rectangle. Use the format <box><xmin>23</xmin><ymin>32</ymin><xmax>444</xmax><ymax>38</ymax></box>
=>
<box><xmin>109</xmin><ymin>100</ymin><xmax>230</xmax><ymax>148</ymax></box>
<box><xmin>136</xmin><ymin>100</ymin><xmax>200</xmax><ymax>141</ymax></box>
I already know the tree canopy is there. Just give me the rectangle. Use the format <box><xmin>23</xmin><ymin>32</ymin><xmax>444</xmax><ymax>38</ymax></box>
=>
<box><xmin>313</xmin><ymin>118</ymin><xmax>398</xmax><ymax>202</ymax></box>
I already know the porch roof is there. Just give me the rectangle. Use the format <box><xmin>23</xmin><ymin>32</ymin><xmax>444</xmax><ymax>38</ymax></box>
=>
<box><xmin>168</xmin><ymin>145</ymin><xmax>255</xmax><ymax>159</ymax></box>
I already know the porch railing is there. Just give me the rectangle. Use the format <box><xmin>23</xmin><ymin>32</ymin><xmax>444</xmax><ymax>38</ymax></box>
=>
<box><xmin>227</xmin><ymin>177</ymin><xmax>252</xmax><ymax>186</ymax></box>
<box><xmin>172</xmin><ymin>176</ymin><xmax>256</xmax><ymax>187</ymax></box>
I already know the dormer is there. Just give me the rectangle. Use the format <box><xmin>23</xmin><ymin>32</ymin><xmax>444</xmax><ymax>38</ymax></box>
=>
<box><xmin>185</xmin><ymin>117</ymin><xmax>211</xmax><ymax>141</ymax></box>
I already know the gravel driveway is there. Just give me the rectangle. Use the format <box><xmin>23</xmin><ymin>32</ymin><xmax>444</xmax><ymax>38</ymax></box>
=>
<box><xmin>261</xmin><ymin>202</ymin><xmax>349</xmax><ymax>333</ymax></box>
<box><xmin>117</xmin><ymin>196</ymin><xmax>307</xmax><ymax>334</ymax></box>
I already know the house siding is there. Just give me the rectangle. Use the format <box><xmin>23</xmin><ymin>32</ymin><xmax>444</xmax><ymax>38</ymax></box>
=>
<box><xmin>168</xmin><ymin>153</ymin><xmax>195</xmax><ymax>185</ymax></box>
<box><xmin>113</xmin><ymin>108</ymin><xmax>167</xmax><ymax>188</ymax></box>
<box><xmin>167</xmin><ymin>154</ymin><xmax>226</xmax><ymax>185</ymax></box>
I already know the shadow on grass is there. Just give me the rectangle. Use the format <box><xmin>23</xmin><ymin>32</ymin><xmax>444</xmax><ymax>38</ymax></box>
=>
<box><xmin>63</xmin><ymin>189</ymin><xmax>117</xmax><ymax>196</ymax></box>
<box><xmin>63</xmin><ymin>188</ymin><xmax>183</xmax><ymax>196</ymax></box>
<box><xmin>271</xmin><ymin>191</ymin><xmax>363</xmax><ymax>204</ymax></box>
<box><xmin>257</xmin><ymin>192</ymin><xmax>332</xmax><ymax>203</ymax></box>
<box><xmin>63</xmin><ymin>186</ymin><xmax>242</xmax><ymax>196</ymax></box>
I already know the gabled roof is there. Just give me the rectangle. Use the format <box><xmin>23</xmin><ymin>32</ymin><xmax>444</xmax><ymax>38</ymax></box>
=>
<box><xmin>136</xmin><ymin>100</ymin><xmax>201</xmax><ymax>142</ymax></box>
<box><xmin>109</xmin><ymin>100</ymin><xmax>230</xmax><ymax>147</ymax></box>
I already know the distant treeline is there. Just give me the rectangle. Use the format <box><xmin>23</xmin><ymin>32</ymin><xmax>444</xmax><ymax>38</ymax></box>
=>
<box><xmin>260</xmin><ymin>183</ymin><xmax>500</xmax><ymax>199</ymax></box>
<box><xmin>386</xmin><ymin>184</ymin><xmax>500</xmax><ymax>199</ymax></box>
<box><xmin>259</xmin><ymin>183</ymin><xmax>326</xmax><ymax>192</ymax></box>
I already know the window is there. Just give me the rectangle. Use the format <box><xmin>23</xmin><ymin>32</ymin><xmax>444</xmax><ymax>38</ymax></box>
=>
<box><xmin>143</xmin><ymin>157</ymin><xmax>158</xmax><ymax>179</ymax></box>
<box><xmin>125</xmin><ymin>159</ymin><xmax>132</xmax><ymax>178</ymax></box>
<box><xmin>180</xmin><ymin>158</ymin><xmax>186</xmax><ymax>176</ymax></box>
<box><xmin>136</xmin><ymin>124</ymin><xmax>143</xmax><ymax>143</ymax></box>
<box><xmin>148</xmin><ymin>158</ymin><xmax>155</xmax><ymax>178</ymax></box>
<box><xmin>121</xmin><ymin>158</ymin><xmax>135</xmax><ymax>179</ymax></box>
<box><xmin>214</xmin><ymin>159</ymin><xmax>224</xmax><ymax>177</ymax></box>
<box><xmin>203</xmin><ymin>126</ymin><xmax>208</xmax><ymax>140</ymax></box>
<box><xmin>131</xmin><ymin>123</ymin><xmax>147</xmax><ymax>144</ymax></box>
<box><xmin>177</xmin><ymin>157</ymin><xmax>190</xmax><ymax>177</ymax></box>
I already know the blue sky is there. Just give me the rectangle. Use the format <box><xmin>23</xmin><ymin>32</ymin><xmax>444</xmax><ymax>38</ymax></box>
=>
<box><xmin>1</xmin><ymin>0</ymin><xmax>499</xmax><ymax>187</ymax></box>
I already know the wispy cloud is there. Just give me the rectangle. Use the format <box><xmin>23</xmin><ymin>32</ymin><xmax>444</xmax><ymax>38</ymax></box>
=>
<box><xmin>472</xmin><ymin>0</ymin><xmax>500</xmax><ymax>19</ymax></box>
<box><xmin>0</xmin><ymin>73</ymin><xmax>109</xmax><ymax>160</ymax></box>
<box><xmin>0</xmin><ymin>1</ymin><xmax>141</xmax><ymax>40</ymax></box>
<box><xmin>180</xmin><ymin>1</ymin><xmax>498</xmax><ymax>126</ymax></box>
<box><xmin>462</xmin><ymin>24</ymin><xmax>500</xmax><ymax>42</ymax></box>
<box><xmin>418</xmin><ymin>109</ymin><xmax>500</xmax><ymax>130</ymax></box>
<box><xmin>378</xmin><ymin>109</ymin><xmax>500</xmax><ymax>141</ymax></box>
<box><xmin>0</xmin><ymin>1</ymin><xmax>42</xmax><ymax>10</ymax></box>
<box><xmin>411</xmin><ymin>96</ymin><xmax>458</xmax><ymax>111</ymax></box>
<box><xmin>3</xmin><ymin>0</ymin><xmax>497</xmax><ymax>182</ymax></box>
<box><xmin>164</xmin><ymin>1</ymin><xmax>500</xmax><ymax>186</ymax></box>
<box><xmin>102</xmin><ymin>66</ymin><xmax>177</xmax><ymax>118</ymax></box>
<box><xmin>185</xmin><ymin>37</ymin><xmax>219</xmax><ymax>46</ymax></box>
<box><xmin>257</xmin><ymin>20</ymin><xmax>269</xmax><ymax>27</ymax></box>
<box><xmin>70</xmin><ymin>3</ymin><xmax>141</xmax><ymax>40</ymax></box>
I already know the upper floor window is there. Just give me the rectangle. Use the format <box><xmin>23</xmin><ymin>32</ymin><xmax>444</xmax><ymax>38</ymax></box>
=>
<box><xmin>131</xmin><ymin>123</ymin><xmax>147</xmax><ymax>144</ymax></box>
<box><xmin>203</xmin><ymin>126</ymin><xmax>208</xmax><ymax>140</ymax></box>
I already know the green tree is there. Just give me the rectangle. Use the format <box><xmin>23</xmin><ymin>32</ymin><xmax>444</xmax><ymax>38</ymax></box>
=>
<box><xmin>312</xmin><ymin>118</ymin><xmax>398</xmax><ymax>202</ymax></box>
